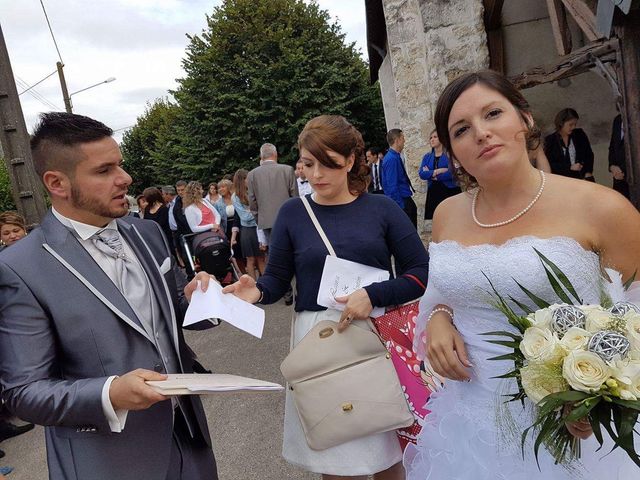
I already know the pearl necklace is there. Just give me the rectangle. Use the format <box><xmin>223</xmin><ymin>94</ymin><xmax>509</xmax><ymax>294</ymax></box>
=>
<box><xmin>472</xmin><ymin>170</ymin><xmax>546</xmax><ymax>228</ymax></box>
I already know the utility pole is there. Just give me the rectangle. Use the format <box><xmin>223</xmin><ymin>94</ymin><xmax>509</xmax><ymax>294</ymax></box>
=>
<box><xmin>56</xmin><ymin>61</ymin><xmax>72</xmax><ymax>113</ymax></box>
<box><xmin>0</xmin><ymin>23</ymin><xmax>48</xmax><ymax>225</ymax></box>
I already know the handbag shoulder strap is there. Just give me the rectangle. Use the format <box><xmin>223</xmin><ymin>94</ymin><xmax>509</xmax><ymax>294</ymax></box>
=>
<box><xmin>300</xmin><ymin>195</ymin><xmax>336</xmax><ymax>257</ymax></box>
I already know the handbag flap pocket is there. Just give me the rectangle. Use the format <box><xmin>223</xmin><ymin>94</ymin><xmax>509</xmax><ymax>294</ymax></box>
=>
<box><xmin>287</xmin><ymin>354</ymin><xmax>413</xmax><ymax>450</ymax></box>
<box><xmin>280</xmin><ymin>320</ymin><xmax>385</xmax><ymax>383</ymax></box>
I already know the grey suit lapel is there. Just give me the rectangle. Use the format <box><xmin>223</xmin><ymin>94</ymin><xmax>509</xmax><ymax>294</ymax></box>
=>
<box><xmin>40</xmin><ymin>213</ymin><xmax>152</xmax><ymax>342</ymax></box>
<box><xmin>118</xmin><ymin>221</ymin><xmax>183</xmax><ymax>367</ymax></box>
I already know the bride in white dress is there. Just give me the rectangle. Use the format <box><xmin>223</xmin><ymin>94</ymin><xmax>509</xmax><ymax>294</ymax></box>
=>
<box><xmin>404</xmin><ymin>70</ymin><xmax>640</xmax><ymax>479</ymax></box>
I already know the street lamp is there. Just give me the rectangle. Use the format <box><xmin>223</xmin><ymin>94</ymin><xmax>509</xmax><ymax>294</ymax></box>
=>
<box><xmin>56</xmin><ymin>61</ymin><xmax>116</xmax><ymax>113</ymax></box>
<box><xmin>69</xmin><ymin>77</ymin><xmax>116</xmax><ymax>97</ymax></box>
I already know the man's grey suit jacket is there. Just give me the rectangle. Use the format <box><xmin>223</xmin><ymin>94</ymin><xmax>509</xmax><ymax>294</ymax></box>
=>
<box><xmin>0</xmin><ymin>212</ymin><xmax>213</xmax><ymax>480</ymax></box>
<box><xmin>247</xmin><ymin>162</ymin><xmax>298</xmax><ymax>230</ymax></box>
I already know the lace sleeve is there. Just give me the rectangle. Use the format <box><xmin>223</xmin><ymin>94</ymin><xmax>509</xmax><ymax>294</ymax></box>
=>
<box><xmin>413</xmin><ymin>283</ymin><xmax>448</xmax><ymax>360</ymax></box>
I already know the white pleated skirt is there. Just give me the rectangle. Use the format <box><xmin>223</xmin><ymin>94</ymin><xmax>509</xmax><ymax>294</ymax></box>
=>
<box><xmin>282</xmin><ymin>309</ymin><xmax>403</xmax><ymax>476</ymax></box>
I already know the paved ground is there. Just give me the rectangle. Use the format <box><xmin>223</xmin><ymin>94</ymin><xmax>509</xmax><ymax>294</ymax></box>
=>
<box><xmin>0</xmin><ymin>299</ymin><xmax>317</xmax><ymax>479</ymax></box>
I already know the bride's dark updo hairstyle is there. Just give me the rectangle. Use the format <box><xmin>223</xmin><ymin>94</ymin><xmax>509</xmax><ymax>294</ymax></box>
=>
<box><xmin>297</xmin><ymin>115</ymin><xmax>370</xmax><ymax>195</ymax></box>
<box><xmin>434</xmin><ymin>70</ymin><xmax>541</xmax><ymax>191</ymax></box>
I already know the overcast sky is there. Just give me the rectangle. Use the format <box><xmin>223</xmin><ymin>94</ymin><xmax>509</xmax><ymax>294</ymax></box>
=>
<box><xmin>1</xmin><ymin>0</ymin><xmax>368</xmax><ymax>142</ymax></box>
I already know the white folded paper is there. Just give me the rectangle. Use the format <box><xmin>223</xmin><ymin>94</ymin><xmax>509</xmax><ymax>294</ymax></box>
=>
<box><xmin>147</xmin><ymin>373</ymin><xmax>283</xmax><ymax>395</ymax></box>
<box><xmin>316</xmin><ymin>255</ymin><xmax>389</xmax><ymax>318</ymax></box>
<box><xmin>184</xmin><ymin>281</ymin><xmax>265</xmax><ymax>338</ymax></box>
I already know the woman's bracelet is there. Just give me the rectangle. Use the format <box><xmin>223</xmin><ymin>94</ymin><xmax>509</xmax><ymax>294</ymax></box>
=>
<box><xmin>427</xmin><ymin>306</ymin><xmax>453</xmax><ymax>323</ymax></box>
<box><xmin>256</xmin><ymin>285</ymin><xmax>264</xmax><ymax>303</ymax></box>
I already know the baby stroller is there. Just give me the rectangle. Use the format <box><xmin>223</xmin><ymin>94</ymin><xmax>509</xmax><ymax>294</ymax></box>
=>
<box><xmin>181</xmin><ymin>231</ymin><xmax>239</xmax><ymax>285</ymax></box>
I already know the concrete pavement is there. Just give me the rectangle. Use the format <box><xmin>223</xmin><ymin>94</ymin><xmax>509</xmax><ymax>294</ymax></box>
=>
<box><xmin>0</xmin><ymin>299</ymin><xmax>317</xmax><ymax>479</ymax></box>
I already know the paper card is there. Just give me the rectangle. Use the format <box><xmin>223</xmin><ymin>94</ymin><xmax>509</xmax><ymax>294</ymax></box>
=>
<box><xmin>316</xmin><ymin>255</ymin><xmax>389</xmax><ymax>318</ymax></box>
<box><xmin>184</xmin><ymin>281</ymin><xmax>265</xmax><ymax>338</ymax></box>
<box><xmin>147</xmin><ymin>373</ymin><xmax>283</xmax><ymax>395</ymax></box>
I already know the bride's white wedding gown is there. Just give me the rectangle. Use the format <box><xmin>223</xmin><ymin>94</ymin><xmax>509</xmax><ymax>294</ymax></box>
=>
<box><xmin>404</xmin><ymin>236</ymin><xmax>638</xmax><ymax>479</ymax></box>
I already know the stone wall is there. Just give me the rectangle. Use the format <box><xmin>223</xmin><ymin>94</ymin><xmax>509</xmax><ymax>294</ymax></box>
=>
<box><xmin>380</xmin><ymin>0</ymin><xmax>489</xmax><ymax>229</ymax></box>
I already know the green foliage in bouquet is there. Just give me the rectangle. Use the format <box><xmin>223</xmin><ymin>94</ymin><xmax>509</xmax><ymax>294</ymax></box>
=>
<box><xmin>482</xmin><ymin>249</ymin><xmax>640</xmax><ymax>468</ymax></box>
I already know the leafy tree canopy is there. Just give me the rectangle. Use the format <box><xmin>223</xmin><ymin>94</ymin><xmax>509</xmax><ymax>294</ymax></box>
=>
<box><xmin>121</xmin><ymin>0</ymin><xmax>385</xmax><ymax>186</ymax></box>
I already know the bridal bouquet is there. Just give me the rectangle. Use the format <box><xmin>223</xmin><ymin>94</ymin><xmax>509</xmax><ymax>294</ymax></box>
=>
<box><xmin>483</xmin><ymin>249</ymin><xmax>640</xmax><ymax>467</ymax></box>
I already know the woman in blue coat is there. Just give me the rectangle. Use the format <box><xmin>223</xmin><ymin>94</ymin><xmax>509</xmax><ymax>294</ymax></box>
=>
<box><xmin>419</xmin><ymin>129</ymin><xmax>461</xmax><ymax>220</ymax></box>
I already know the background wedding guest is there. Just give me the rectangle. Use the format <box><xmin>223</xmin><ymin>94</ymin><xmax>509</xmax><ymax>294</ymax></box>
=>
<box><xmin>136</xmin><ymin>194</ymin><xmax>147</xmax><ymax>218</ymax></box>
<box><xmin>142</xmin><ymin>187</ymin><xmax>172</xmax><ymax>244</ymax></box>
<box><xmin>0</xmin><ymin>211</ymin><xmax>28</xmax><ymax>250</ymax></box>
<box><xmin>418</xmin><ymin>129</ymin><xmax>460</xmax><ymax>230</ymax></box>
<box><xmin>608</xmin><ymin>113</ymin><xmax>629</xmax><ymax>199</ymax></box>
<box><xmin>382</xmin><ymin>129</ymin><xmax>417</xmax><ymax>228</ymax></box>
<box><xmin>0</xmin><ymin>210</ymin><xmax>34</xmax><ymax>474</ymax></box>
<box><xmin>224</xmin><ymin>115</ymin><xmax>429</xmax><ymax>480</ymax></box>
<box><xmin>232</xmin><ymin>169</ymin><xmax>265</xmax><ymax>279</ymax></box>
<box><xmin>544</xmin><ymin>108</ymin><xmax>594</xmax><ymax>181</ymax></box>
<box><xmin>205</xmin><ymin>182</ymin><xmax>220</xmax><ymax>204</ymax></box>
<box><xmin>366</xmin><ymin>147</ymin><xmax>384</xmax><ymax>194</ymax></box>
<box><xmin>247</xmin><ymin>142</ymin><xmax>297</xmax><ymax>304</ymax></box>
<box><xmin>183</xmin><ymin>181</ymin><xmax>222</xmax><ymax>234</ymax></box>
<box><xmin>216</xmin><ymin>179</ymin><xmax>245</xmax><ymax>274</ymax></box>
<box><xmin>405</xmin><ymin>69</ymin><xmax>640</xmax><ymax>480</ymax></box>
<box><xmin>295</xmin><ymin>159</ymin><xmax>314</xmax><ymax>196</ymax></box>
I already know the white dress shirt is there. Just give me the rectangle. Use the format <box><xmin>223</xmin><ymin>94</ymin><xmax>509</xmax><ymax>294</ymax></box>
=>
<box><xmin>297</xmin><ymin>177</ymin><xmax>314</xmax><ymax>196</ymax></box>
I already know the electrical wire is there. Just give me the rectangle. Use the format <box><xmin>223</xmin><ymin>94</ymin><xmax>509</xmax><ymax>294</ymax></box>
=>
<box><xmin>39</xmin><ymin>0</ymin><xmax>64</xmax><ymax>64</ymax></box>
<box><xmin>15</xmin><ymin>76</ymin><xmax>61</xmax><ymax>110</ymax></box>
<box><xmin>18</xmin><ymin>70</ymin><xmax>57</xmax><ymax>96</ymax></box>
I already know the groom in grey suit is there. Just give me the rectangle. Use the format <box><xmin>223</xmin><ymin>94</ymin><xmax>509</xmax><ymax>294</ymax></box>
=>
<box><xmin>0</xmin><ymin>113</ymin><xmax>218</xmax><ymax>479</ymax></box>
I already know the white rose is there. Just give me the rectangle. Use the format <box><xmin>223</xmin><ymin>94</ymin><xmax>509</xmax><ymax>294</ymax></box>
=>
<box><xmin>527</xmin><ymin>307</ymin><xmax>554</xmax><ymax>329</ymax></box>
<box><xmin>559</xmin><ymin>327</ymin><xmax>591</xmax><ymax>352</ymax></box>
<box><xmin>585</xmin><ymin>308</ymin><xmax>614</xmax><ymax>333</ymax></box>
<box><xmin>521</xmin><ymin>363</ymin><xmax>568</xmax><ymax>404</ymax></box>
<box><xmin>520</xmin><ymin>326</ymin><xmax>564</xmax><ymax>364</ymax></box>
<box><xmin>611</xmin><ymin>359</ymin><xmax>640</xmax><ymax>400</ymax></box>
<box><xmin>562</xmin><ymin>351</ymin><xmax>611</xmax><ymax>393</ymax></box>
<box><xmin>625</xmin><ymin>313</ymin><xmax>640</xmax><ymax>351</ymax></box>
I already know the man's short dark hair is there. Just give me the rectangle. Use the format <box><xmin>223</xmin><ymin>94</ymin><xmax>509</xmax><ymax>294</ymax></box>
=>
<box><xmin>175</xmin><ymin>180</ymin><xmax>187</xmax><ymax>188</ymax></box>
<box><xmin>386</xmin><ymin>129</ymin><xmax>403</xmax><ymax>147</ymax></box>
<box><xmin>366</xmin><ymin>146</ymin><xmax>380</xmax><ymax>155</ymax></box>
<box><xmin>31</xmin><ymin>112</ymin><xmax>113</xmax><ymax>179</ymax></box>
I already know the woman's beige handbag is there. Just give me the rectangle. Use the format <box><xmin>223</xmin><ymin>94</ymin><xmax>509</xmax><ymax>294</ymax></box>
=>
<box><xmin>280</xmin><ymin>319</ymin><xmax>414</xmax><ymax>450</ymax></box>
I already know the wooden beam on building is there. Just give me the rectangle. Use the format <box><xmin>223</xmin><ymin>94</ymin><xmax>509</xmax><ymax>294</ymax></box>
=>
<box><xmin>546</xmin><ymin>0</ymin><xmax>572</xmax><ymax>55</ymax></box>
<box><xmin>614</xmin><ymin>10</ymin><xmax>640</xmax><ymax>208</ymax></box>
<box><xmin>560</xmin><ymin>0</ymin><xmax>600</xmax><ymax>41</ymax></box>
<box><xmin>484</xmin><ymin>0</ymin><xmax>505</xmax><ymax>74</ymax></box>
<box><xmin>509</xmin><ymin>37</ymin><xmax>617</xmax><ymax>90</ymax></box>
<box><xmin>483</xmin><ymin>0</ymin><xmax>505</xmax><ymax>30</ymax></box>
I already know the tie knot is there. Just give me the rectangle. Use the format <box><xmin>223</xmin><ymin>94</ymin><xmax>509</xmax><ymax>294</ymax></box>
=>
<box><xmin>94</xmin><ymin>229</ymin><xmax>125</xmax><ymax>258</ymax></box>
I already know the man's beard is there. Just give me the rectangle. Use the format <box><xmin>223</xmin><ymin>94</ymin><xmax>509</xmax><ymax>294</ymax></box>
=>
<box><xmin>71</xmin><ymin>184</ymin><xmax>128</xmax><ymax>219</ymax></box>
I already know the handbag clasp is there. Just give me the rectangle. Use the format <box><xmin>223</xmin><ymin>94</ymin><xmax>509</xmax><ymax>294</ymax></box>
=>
<box><xmin>341</xmin><ymin>403</ymin><xmax>353</xmax><ymax>412</ymax></box>
<box><xmin>319</xmin><ymin>327</ymin><xmax>334</xmax><ymax>339</ymax></box>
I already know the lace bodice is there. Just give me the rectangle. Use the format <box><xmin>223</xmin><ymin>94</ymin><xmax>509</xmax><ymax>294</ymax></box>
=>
<box><xmin>430</xmin><ymin>236</ymin><xmax>601</xmax><ymax>312</ymax></box>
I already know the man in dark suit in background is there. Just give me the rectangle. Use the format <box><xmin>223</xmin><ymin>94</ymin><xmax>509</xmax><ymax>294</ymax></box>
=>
<box><xmin>0</xmin><ymin>113</ymin><xmax>218</xmax><ymax>480</ymax></box>
<box><xmin>366</xmin><ymin>147</ymin><xmax>384</xmax><ymax>194</ymax></box>
<box><xmin>608</xmin><ymin>114</ymin><xmax>630</xmax><ymax>200</ymax></box>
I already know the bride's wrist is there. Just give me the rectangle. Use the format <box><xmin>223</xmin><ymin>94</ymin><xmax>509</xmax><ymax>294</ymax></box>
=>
<box><xmin>428</xmin><ymin>306</ymin><xmax>454</xmax><ymax>324</ymax></box>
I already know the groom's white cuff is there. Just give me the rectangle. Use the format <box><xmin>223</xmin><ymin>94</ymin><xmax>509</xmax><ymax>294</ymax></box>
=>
<box><xmin>101</xmin><ymin>376</ymin><xmax>129</xmax><ymax>433</ymax></box>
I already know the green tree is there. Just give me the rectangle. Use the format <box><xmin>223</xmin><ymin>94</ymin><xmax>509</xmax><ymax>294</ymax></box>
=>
<box><xmin>170</xmin><ymin>0</ymin><xmax>386</xmax><ymax>178</ymax></box>
<box><xmin>0</xmin><ymin>161</ymin><xmax>17</xmax><ymax>212</ymax></box>
<box><xmin>120</xmin><ymin>98</ymin><xmax>182</xmax><ymax>194</ymax></box>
